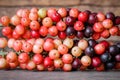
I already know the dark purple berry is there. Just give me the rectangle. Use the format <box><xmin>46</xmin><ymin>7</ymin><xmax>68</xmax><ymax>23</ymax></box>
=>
<box><xmin>88</xmin><ymin>13</ymin><xmax>97</xmax><ymax>25</ymax></box>
<box><xmin>72</xmin><ymin>58</ymin><xmax>81</xmax><ymax>70</ymax></box>
<box><xmin>100</xmin><ymin>52</ymin><xmax>111</xmax><ymax>63</ymax></box>
<box><xmin>66</xmin><ymin>26</ymin><xmax>76</xmax><ymax>36</ymax></box>
<box><xmin>85</xmin><ymin>46</ymin><xmax>95</xmax><ymax>57</ymax></box>
<box><xmin>109</xmin><ymin>45</ymin><xmax>119</xmax><ymax>56</ymax></box>
<box><xmin>65</xmin><ymin>16</ymin><xmax>75</xmax><ymax>25</ymax></box>
<box><xmin>115</xmin><ymin>54</ymin><xmax>120</xmax><ymax>62</ymax></box>
<box><xmin>76</xmin><ymin>31</ymin><xmax>84</xmax><ymax>39</ymax></box>
<box><xmin>106</xmin><ymin>12</ymin><xmax>115</xmax><ymax>21</ymax></box>
<box><xmin>84</xmin><ymin>26</ymin><xmax>94</xmax><ymax>38</ymax></box>
<box><xmin>115</xmin><ymin>16</ymin><xmax>120</xmax><ymax>25</ymax></box>
<box><xmin>88</xmin><ymin>39</ymin><xmax>98</xmax><ymax>47</ymax></box>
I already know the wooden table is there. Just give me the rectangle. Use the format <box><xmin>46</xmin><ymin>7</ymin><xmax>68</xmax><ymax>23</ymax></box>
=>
<box><xmin>0</xmin><ymin>70</ymin><xmax>120</xmax><ymax>80</ymax></box>
<box><xmin>0</xmin><ymin>0</ymin><xmax>120</xmax><ymax>17</ymax></box>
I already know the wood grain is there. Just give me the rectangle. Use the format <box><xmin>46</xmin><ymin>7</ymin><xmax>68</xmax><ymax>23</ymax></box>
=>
<box><xmin>80</xmin><ymin>0</ymin><xmax>120</xmax><ymax>6</ymax></box>
<box><xmin>0</xmin><ymin>0</ymin><xmax>120</xmax><ymax>6</ymax></box>
<box><xmin>0</xmin><ymin>0</ymin><xmax>120</xmax><ymax>17</ymax></box>
<box><xmin>0</xmin><ymin>0</ymin><xmax>80</xmax><ymax>6</ymax></box>
<box><xmin>0</xmin><ymin>70</ymin><xmax>120</xmax><ymax>80</ymax></box>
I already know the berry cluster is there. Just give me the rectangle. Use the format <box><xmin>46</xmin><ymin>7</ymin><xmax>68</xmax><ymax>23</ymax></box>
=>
<box><xmin>0</xmin><ymin>8</ymin><xmax>120</xmax><ymax>71</ymax></box>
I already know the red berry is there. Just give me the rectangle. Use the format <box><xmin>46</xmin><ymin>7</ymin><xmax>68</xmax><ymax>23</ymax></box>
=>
<box><xmin>58</xmin><ymin>31</ymin><xmax>67</xmax><ymax>39</ymax></box>
<box><xmin>78</xmin><ymin>12</ymin><xmax>88</xmax><ymax>22</ymax></box>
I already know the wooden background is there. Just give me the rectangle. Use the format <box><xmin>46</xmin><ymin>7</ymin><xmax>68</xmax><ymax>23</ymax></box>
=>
<box><xmin>0</xmin><ymin>0</ymin><xmax>120</xmax><ymax>17</ymax></box>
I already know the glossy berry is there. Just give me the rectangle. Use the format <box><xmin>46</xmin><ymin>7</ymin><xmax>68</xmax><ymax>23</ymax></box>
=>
<box><xmin>97</xmin><ymin>12</ymin><xmax>105</xmax><ymax>22</ymax></box>
<box><xmin>102</xmin><ymin>19</ymin><xmax>113</xmax><ymax>29</ymax></box>
<box><xmin>56</xmin><ymin>21</ymin><xmax>66</xmax><ymax>31</ymax></box>
<box><xmin>44</xmin><ymin>57</ymin><xmax>53</xmax><ymax>68</ymax></box>
<box><xmin>100</xmin><ymin>52</ymin><xmax>111</xmax><ymax>63</ymax></box>
<box><xmin>2</xmin><ymin>26</ymin><xmax>12</xmax><ymax>36</ymax></box>
<box><xmin>84</xmin><ymin>10</ymin><xmax>91</xmax><ymax>15</ymax></box>
<box><xmin>92</xmin><ymin>57</ymin><xmax>102</xmax><ymax>67</ymax></box>
<box><xmin>92</xmin><ymin>32</ymin><xmax>101</xmax><ymax>40</ymax></box>
<box><xmin>69</xmin><ymin>8</ymin><xmax>79</xmax><ymax>18</ymax></box>
<box><xmin>78</xmin><ymin>12</ymin><xmax>88</xmax><ymax>23</ymax></box>
<box><xmin>76</xmin><ymin>31</ymin><xmax>84</xmax><ymax>39</ymax></box>
<box><xmin>0</xmin><ymin>16</ymin><xmax>10</xmax><ymax>26</ymax></box>
<box><xmin>84</xmin><ymin>26</ymin><xmax>94</xmax><ymax>38</ymax></box>
<box><xmin>100</xmin><ymin>40</ymin><xmax>110</xmax><ymax>49</ymax></box>
<box><xmin>58</xmin><ymin>31</ymin><xmax>67</xmax><ymax>40</ymax></box>
<box><xmin>115</xmin><ymin>54</ymin><xmax>120</xmax><ymax>62</ymax></box>
<box><xmin>65</xmin><ymin>16</ymin><xmax>75</xmax><ymax>25</ymax></box>
<box><xmin>31</xmin><ymin>30</ymin><xmax>40</xmax><ymax>38</ymax></box>
<box><xmin>88</xmin><ymin>39</ymin><xmax>97</xmax><ymax>47</ymax></box>
<box><xmin>88</xmin><ymin>13</ymin><xmax>97</xmax><ymax>25</ymax></box>
<box><xmin>74</xmin><ymin>21</ymin><xmax>84</xmax><ymax>31</ymax></box>
<box><xmin>57</xmin><ymin>8</ymin><xmax>67</xmax><ymax>18</ymax></box>
<box><xmin>114</xmin><ymin>16</ymin><xmax>120</xmax><ymax>25</ymax></box>
<box><xmin>48</xmin><ymin>26</ymin><xmax>58</xmax><ymax>37</ymax></box>
<box><xmin>94</xmin><ymin>43</ymin><xmax>105</xmax><ymax>55</ymax></box>
<box><xmin>105</xmin><ymin>62</ymin><xmax>115</xmax><ymax>70</ymax></box>
<box><xmin>39</xmin><ymin>26</ymin><xmax>48</xmax><ymax>37</ymax></box>
<box><xmin>101</xmin><ymin>29</ymin><xmax>110</xmax><ymax>39</ymax></box>
<box><xmin>66</xmin><ymin>26</ymin><xmax>76</xmax><ymax>37</ymax></box>
<box><xmin>38</xmin><ymin>8</ymin><xmax>47</xmax><ymax>18</ymax></box>
<box><xmin>109</xmin><ymin>26</ymin><xmax>119</xmax><ymax>36</ymax></box>
<box><xmin>109</xmin><ymin>45</ymin><xmax>119</xmax><ymax>56</ymax></box>
<box><xmin>116</xmin><ymin>43</ymin><xmax>120</xmax><ymax>49</ymax></box>
<box><xmin>106</xmin><ymin>12</ymin><xmax>115</xmax><ymax>21</ymax></box>
<box><xmin>93</xmin><ymin>22</ymin><xmax>104</xmax><ymax>33</ymax></box>
<box><xmin>51</xmin><ymin>12</ymin><xmax>61</xmax><ymax>22</ymax></box>
<box><xmin>81</xmin><ymin>55</ymin><xmax>91</xmax><ymax>67</ymax></box>
<box><xmin>85</xmin><ymin>46</ymin><xmax>95</xmax><ymax>57</ymax></box>
<box><xmin>72</xmin><ymin>58</ymin><xmax>81</xmax><ymax>70</ymax></box>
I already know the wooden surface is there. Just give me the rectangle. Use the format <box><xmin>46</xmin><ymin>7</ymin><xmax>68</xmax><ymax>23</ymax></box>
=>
<box><xmin>0</xmin><ymin>0</ymin><xmax>120</xmax><ymax>6</ymax></box>
<box><xmin>0</xmin><ymin>0</ymin><xmax>120</xmax><ymax>17</ymax></box>
<box><xmin>0</xmin><ymin>0</ymin><xmax>80</xmax><ymax>6</ymax></box>
<box><xmin>0</xmin><ymin>70</ymin><xmax>120</xmax><ymax>80</ymax></box>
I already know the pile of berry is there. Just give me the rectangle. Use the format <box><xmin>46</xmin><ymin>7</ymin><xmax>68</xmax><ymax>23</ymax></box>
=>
<box><xmin>0</xmin><ymin>8</ymin><xmax>120</xmax><ymax>71</ymax></box>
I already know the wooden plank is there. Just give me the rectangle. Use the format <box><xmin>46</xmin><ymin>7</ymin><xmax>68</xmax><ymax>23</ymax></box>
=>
<box><xmin>80</xmin><ymin>0</ymin><xmax>120</xmax><ymax>6</ymax></box>
<box><xmin>0</xmin><ymin>70</ymin><xmax>120</xmax><ymax>80</ymax></box>
<box><xmin>49</xmin><ymin>0</ymin><xmax>80</xmax><ymax>6</ymax></box>
<box><xmin>0</xmin><ymin>0</ymin><xmax>80</xmax><ymax>6</ymax></box>
<box><xmin>0</xmin><ymin>0</ymin><xmax>38</xmax><ymax>6</ymax></box>
<box><xmin>0</xmin><ymin>0</ymin><xmax>120</xmax><ymax>6</ymax></box>
<box><xmin>0</xmin><ymin>0</ymin><xmax>50</xmax><ymax>6</ymax></box>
